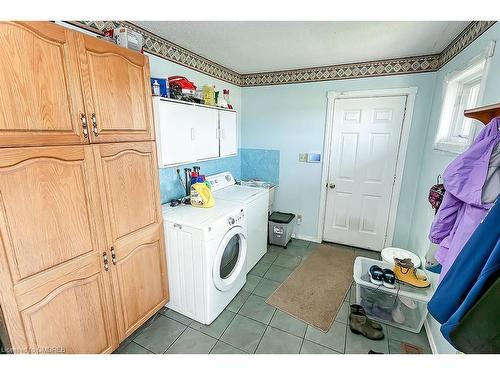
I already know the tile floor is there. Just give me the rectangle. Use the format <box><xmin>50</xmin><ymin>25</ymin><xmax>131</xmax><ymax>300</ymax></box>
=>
<box><xmin>114</xmin><ymin>240</ymin><xmax>432</xmax><ymax>354</ymax></box>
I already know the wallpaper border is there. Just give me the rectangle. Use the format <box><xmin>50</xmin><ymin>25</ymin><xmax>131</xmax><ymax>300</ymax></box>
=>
<box><xmin>71</xmin><ymin>20</ymin><xmax>496</xmax><ymax>87</ymax></box>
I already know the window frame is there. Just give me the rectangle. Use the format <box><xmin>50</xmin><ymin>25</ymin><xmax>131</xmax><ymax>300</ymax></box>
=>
<box><xmin>433</xmin><ymin>46</ymin><xmax>494</xmax><ymax>154</ymax></box>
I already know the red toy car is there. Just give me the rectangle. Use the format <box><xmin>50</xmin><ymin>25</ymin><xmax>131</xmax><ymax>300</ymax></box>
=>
<box><xmin>168</xmin><ymin>76</ymin><xmax>197</xmax><ymax>100</ymax></box>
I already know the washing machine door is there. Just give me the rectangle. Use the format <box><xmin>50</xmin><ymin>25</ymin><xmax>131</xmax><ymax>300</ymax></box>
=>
<box><xmin>213</xmin><ymin>226</ymin><xmax>247</xmax><ymax>292</ymax></box>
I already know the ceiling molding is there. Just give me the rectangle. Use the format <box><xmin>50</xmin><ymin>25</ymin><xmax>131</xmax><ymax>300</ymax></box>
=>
<box><xmin>73</xmin><ymin>20</ymin><xmax>496</xmax><ymax>87</ymax></box>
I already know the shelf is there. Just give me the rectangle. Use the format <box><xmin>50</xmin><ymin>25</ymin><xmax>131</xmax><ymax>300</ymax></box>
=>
<box><xmin>155</xmin><ymin>96</ymin><xmax>237</xmax><ymax>113</ymax></box>
<box><xmin>464</xmin><ymin>102</ymin><xmax>500</xmax><ymax>125</ymax></box>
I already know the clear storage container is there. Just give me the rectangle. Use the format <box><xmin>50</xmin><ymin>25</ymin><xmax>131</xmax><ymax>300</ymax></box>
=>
<box><xmin>353</xmin><ymin>257</ymin><xmax>434</xmax><ymax>333</ymax></box>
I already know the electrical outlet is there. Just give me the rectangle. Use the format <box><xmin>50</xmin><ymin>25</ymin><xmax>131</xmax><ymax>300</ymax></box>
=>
<box><xmin>297</xmin><ymin>214</ymin><xmax>302</xmax><ymax>225</ymax></box>
<box><xmin>298</xmin><ymin>153</ymin><xmax>308</xmax><ymax>162</ymax></box>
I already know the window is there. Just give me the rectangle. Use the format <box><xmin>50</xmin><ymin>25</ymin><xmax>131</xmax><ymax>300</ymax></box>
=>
<box><xmin>434</xmin><ymin>43</ymin><xmax>495</xmax><ymax>154</ymax></box>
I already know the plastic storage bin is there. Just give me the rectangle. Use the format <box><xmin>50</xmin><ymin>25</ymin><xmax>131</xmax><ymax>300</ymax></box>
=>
<box><xmin>353</xmin><ymin>257</ymin><xmax>433</xmax><ymax>333</ymax></box>
<box><xmin>268</xmin><ymin>211</ymin><xmax>295</xmax><ymax>248</ymax></box>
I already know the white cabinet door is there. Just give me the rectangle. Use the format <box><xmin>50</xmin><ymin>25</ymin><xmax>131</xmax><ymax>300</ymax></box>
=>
<box><xmin>193</xmin><ymin>106</ymin><xmax>219</xmax><ymax>160</ymax></box>
<box><xmin>156</xmin><ymin>100</ymin><xmax>195</xmax><ymax>166</ymax></box>
<box><xmin>219</xmin><ymin>110</ymin><xmax>238</xmax><ymax>157</ymax></box>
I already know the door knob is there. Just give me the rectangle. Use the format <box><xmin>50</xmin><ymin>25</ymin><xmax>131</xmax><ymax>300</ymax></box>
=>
<box><xmin>328</xmin><ymin>183</ymin><xmax>336</xmax><ymax>189</ymax></box>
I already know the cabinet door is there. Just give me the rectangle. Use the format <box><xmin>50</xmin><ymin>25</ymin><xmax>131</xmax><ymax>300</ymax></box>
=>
<box><xmin>0</xmin><ymin>22</ymin><xmax>88</xmax><ymax>147</ymax></box>
<box><xmin>77</xmin><ymin>34</ymin><xmax>154</xmax><ymax>143</ymax></box>
<box><xmin>219</xmin><ymin>110</ymin><xmax>238</xmax><ymax>156</ymax></box>
<box><xmin>93</xmin><ymin>142</ymin><xmax>169</xmax><ymax>341</ymax></box>
<box><xmin>156</xmin><ymin>100</ymin><xmax>195</xmax><ymax>166</ymax></box>
<box><xmin>194</xmin><ymin>106</ymin><xmax>220</xmax><ymax>160</ymax></box>
<box><xmin>0</xmin><ymin>146</ymin><xmax>117</xmax><ymax>353</ymax></box>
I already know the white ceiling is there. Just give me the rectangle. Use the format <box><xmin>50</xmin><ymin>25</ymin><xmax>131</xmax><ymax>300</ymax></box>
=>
<box><xmin>133</xmin><ymin>21</ymin><xmax>469</xmax><ymax>74</ymax></box>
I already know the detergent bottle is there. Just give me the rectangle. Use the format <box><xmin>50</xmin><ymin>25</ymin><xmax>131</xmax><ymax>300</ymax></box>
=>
<box><xmin>190</xmin><ymin>182</ymin><xmax>215</xmax><ymax>208</ymax></box>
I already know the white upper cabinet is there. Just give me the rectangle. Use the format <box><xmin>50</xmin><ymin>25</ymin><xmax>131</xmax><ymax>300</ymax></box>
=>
<box><xmin>193</xmin><ymin>106</ymin><xmax>220</xmax><ymax>161</ymax></box>
<box><xmin>154</xmin><ymin>98</ymin><xmax>195</xmax><ymax>166</ymax></box>
<box><xmin>219</xmin><ymin>110</ymin><xmax>238</xmax><ymax>157</ymax></box>
<box><xmin>153</xmin><ymin>98</ymin><xmax>238</xmax><ymax>167</ymax></box>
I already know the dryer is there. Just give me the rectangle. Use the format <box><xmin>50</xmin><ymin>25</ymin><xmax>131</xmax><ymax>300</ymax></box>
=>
<box><xmin>207</xmin><ymin>172</ymin><xmax>269</xmax><ymax>272</ymax></box>
<box><xmin>163</xmin><ymin>200</ymin><xmax>247</xmax><ymax>324</ymax></box>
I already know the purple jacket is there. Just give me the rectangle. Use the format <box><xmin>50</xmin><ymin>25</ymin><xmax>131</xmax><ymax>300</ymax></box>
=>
<box><xmin>429</xmin><ymin>118</ymin><xmax>500</xmax><ymax>281</ymax></box>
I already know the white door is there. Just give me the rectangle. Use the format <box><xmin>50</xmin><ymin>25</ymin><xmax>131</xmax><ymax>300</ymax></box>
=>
<box><xmin>157</xmin><ymin>100</ymin><xmax>195</xmax><ymax>165</ymax></box>
<box><xmin>323</xmin><ymin>96</ymin><xmax>407</xmax><ymax>250</ymax></box>
<box><xmin>219</xmin><ymin>111</ymin><xmax>238</xmax><ymax>156</ymax></box>
<box><xmin>194</xmin><ymin>106</ymin><xmax>219</xmax><ymax>160</ymax></box>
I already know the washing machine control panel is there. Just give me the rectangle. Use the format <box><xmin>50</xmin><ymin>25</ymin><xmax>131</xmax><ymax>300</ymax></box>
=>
<box><xmin>228</xmin><ymin>209</ymin><xmax>245</xmax><ymax>226</ymax></box>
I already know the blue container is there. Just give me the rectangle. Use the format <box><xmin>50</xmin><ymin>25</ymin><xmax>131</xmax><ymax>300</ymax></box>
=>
<box><xmin>150</xmin><ymin>78</ymin><xmax>169</xmax><ymax>97</ymax></box>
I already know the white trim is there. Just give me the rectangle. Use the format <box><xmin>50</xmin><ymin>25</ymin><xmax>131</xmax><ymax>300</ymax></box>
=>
<box><xmin>317</xmin><ymin>87</ymin><xmax>418</xmax><ymax>248</ymax></box>
<box><xmin>424</xmin><ymin>318</ymin><xmax>438</xmax><ymax>354</ymax></box>
<box><xmin>292</xmin><ymin>233</ymin><xmax>321</xmax><ymax>244</ymax></box>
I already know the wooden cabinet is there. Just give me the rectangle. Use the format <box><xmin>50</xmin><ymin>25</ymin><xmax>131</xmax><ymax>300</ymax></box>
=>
<box><xmin>0</xmin><ymin>22</ymin><xmax>87</xmax><ymax>147</ymax></box>
<box><xmin>0</xmin><ymin>146</ymin><xmax>117</xmax><ymax>353</ymax></box>
<box><xmin>92</xmin><ymin>142</ymin><xmax>168</xmax><ymax>340</ymax></box>
<box><xmin>153</xmin><ymin>97</ymin><xmax>237</xmax><ymax>167</ymax></box>
<box><xmin>219</xmin><ymin>110</ymin><xmax>238</xmax><ymax>157</ymax></box>
<box><xmin>0</xmin><ymin>22</ymin><xmax>168</xmax><ymax>354</ymax></box>
<box><xmin>0</xmin><ymin>21</ymin><xmax>154</xmax><ymax>148</ymax></box>
<box><xmin>77</xmin><ymin>34</ymin><xmax>154</xmax><ymax>144</ymax></box>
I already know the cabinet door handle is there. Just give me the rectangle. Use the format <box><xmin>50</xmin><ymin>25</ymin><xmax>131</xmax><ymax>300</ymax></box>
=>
<box><xmin>190</xmin><ymin>128</ymin><xmax>195</xmax><ymax>140</ymax></box>
<box><xmin>102</xmin><ymin>252</ymin><xmax>109</xmax><ymax>271</ymax></box>
<box><xmin>91</xmin><ymin>113</ymin><xmax>98</xmax><ymax>136</ymax></box>
<box><xmin>80</xmin><ymin>113</ymin><xmax>89</xmax><ymax>138</ymax></box>
<box><xmin>110</xmin><ymin>246</ymin><xmax>117</xmax><ymax>265</ymax></box>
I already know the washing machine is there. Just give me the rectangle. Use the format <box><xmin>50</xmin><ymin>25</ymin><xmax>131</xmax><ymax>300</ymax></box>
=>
<box><xmin>207</xmin><ymin>172</ymin><xmax>269</xmax><ymax>272</ymax></box>
<box><xmin>162</xmin><ymin>200</ymin><xmax>247</xmax><ymax>324</ymax></box>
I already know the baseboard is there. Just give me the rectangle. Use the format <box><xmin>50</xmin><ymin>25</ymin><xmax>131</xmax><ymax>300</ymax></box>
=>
<box><xmin>424</xmin><ymin>318</ymin><xmax>438</xmax><ymax>354</ymax></box>
<box><xmin>292</xmin><ymin>234</ymin><xmax>321</xmax><ymax>243</ymax></box>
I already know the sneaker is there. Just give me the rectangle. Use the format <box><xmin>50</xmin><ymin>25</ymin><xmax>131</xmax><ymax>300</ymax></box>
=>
<box><xmin>399</xmin><ymin>295</ymin><xmax>417</xmax><ymax>310</ymax></box>
<box><xmin>369</xmin><ymin>265</ymin><xmax>384</xmax><ymax>286</ymax></box>
<box><xmin>382</xmin><ymin>269</ymin><xmax>396</xmax><ymax>289</ymax></box>
<box><xmin>392</xmin><ymin>301</ymin><xmax>406</xmax><ymax>324</ymax></box>
<box><xmin>394</xmin><ymin>258</ymin><xmax>430</xmax><ymax>288</ymax></box>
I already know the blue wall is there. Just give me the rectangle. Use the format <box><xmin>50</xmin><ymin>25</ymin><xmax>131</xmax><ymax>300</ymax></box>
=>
<box><xmin>241</xmin><ymin>73</ymin><xmax>437</xmax><ymax>243</ymax></box>
<box><xmin>159</xmin><ymin>148</ymin><xmax>280</xmax><ymax>203</ymax></box>
<box><xmin>407</xmin><ymin>23</ymin><xmax>500</xmax><ymax>354</ymax></box>
<box><xmin>158</xmin><ymin>155</ymin><xmax>241</xmax><ymax>203</ymax></box>
<box><xmin>240</xmin><ymin>148</ymin><xmax>280</xmax><ymax>185</ymax></box>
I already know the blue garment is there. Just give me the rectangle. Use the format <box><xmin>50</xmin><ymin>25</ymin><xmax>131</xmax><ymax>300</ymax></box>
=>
<box><xmin>427</xmin><ymin>198</ymin><xmax>500</xmax><ymax>347</ymax></box>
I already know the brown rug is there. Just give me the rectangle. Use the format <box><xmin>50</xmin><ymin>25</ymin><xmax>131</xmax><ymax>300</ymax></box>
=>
<box><xmin>266</xmin><ymin>243</ymin><xmax>356</xmax><ymax>332</ymax></box>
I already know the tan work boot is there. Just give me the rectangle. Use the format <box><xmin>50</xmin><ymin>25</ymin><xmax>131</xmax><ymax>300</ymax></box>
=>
<box><xmin>349</xmin><ymin>313</ymin><xmax>385</xmax><ymax>340</ymax></box>
<box><xmin>394</xmin><ymin>258</ymin><xmax>430</xmax><ymax>288</ymax></box>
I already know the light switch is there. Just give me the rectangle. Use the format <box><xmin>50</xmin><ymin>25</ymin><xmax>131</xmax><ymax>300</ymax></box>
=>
<box><xmin>299</xmin><ymin>153</ymin><xmax>308</xmax><ymax>162</ymax></box>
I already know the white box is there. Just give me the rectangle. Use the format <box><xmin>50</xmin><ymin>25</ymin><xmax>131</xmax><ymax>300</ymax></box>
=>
<box><xmin>353</xmin><ymin>257</ymin><xmax>433</xmax><ymax>333</ymax></box>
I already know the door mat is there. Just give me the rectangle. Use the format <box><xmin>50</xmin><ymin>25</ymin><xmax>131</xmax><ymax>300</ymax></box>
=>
<box><xmin>401</xmin><ymin>342</ymin><xmax>425</xmax><ymax>354</ymax></box>
<box><xmin>266</xmin><ymin>243</ymin><xmax>355</xmax><ymax>332</ymax></box>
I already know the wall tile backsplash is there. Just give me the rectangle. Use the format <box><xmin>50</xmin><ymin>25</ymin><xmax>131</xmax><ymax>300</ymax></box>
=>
<box><xmin>159</xmin><ymin>155</ymin><xmax>241</xmax><ymax>204</ymax></box>
<box><xmin>158</xmin><ymin>148</ymin><xmax>280</xmax><ymax>204</ymax></box>
<box><xmin>240</xmin><ymin>148</ymin><xmax>280</xmax><ymax>185</ymax></box>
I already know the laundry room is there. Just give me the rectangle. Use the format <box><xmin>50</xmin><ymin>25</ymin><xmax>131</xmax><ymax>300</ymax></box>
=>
<box><xmin>1</xmin><ymin>1</ymin><xmax>500</xmax><ymax>374</ymax></box>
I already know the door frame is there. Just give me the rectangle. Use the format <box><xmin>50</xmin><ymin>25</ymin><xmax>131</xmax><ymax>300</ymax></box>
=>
<box><xmin>317</xmin><ymin>87</ymin><xmax>418</xmax><ymax>248</ymax></box>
